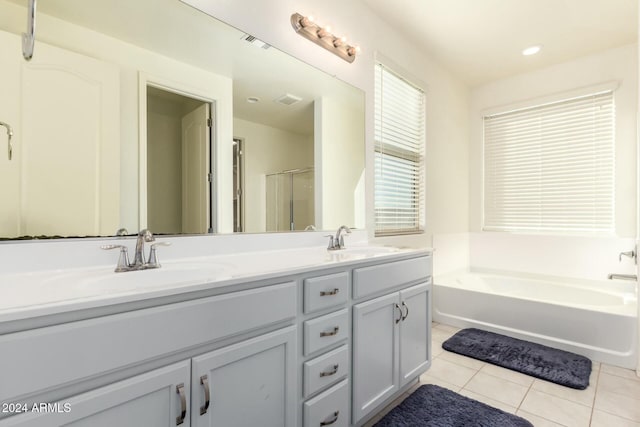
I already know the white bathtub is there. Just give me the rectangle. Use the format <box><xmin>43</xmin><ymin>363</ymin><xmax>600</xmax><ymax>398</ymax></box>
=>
<box><xmin>433</xmin><ymin>271</ymin><xmax>638</xmax><ymax>369</ymax></box>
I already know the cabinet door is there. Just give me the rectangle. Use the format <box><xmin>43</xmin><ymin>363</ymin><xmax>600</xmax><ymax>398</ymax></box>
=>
<box><xmin>352</xmin><ymin>293</ymin><xmax>400</xmax><ymax>423</ymax></box>
<box><xmin>0</xmin><ymin>361</ymin><xmax>191</xmax><ymax>427</ymax></box>
<box><xmin>191</xmin><ymin>327</ymin><xmax>296</xmax><ymax>427</ymax></box>
<box><xmin>399</xmin><ymin>282</ymin><xmax>431</xmax><ymax>387</ymax></box>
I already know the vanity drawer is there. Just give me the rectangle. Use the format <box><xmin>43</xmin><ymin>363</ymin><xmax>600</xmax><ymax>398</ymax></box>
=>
<box><xmin>303</xmin><ymin>309</ymin><xmax>348</xmax><ymax>356</ymax></box>
<box><xmin>303</xmin><ymin>345</ymin><xmax>349</xmax><ymax>397</ymax></box>
<box><xmin>303</xmin><ymin>272</ymin><xmax>349</xmax><ymax>314</ymax></box>
<box><xmin>353</xmin><ymin>256</ymin><xmax>431</xmax><ymax>299</ymax></box>
<box><xmin>304</xmin><ymin>379</ymin><xmax>349</xmax><ymax>427</ymax></box>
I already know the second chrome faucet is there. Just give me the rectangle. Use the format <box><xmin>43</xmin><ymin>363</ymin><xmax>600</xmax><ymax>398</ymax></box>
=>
<box><xmin>326</xmin><ymin>225</ymin><xmax>351</xmax><ymax>250</ymax></box>
<box><xmin>102</xmin><ymin>229</ymin><xmax>170</xmax><ymax>272</ymax></box>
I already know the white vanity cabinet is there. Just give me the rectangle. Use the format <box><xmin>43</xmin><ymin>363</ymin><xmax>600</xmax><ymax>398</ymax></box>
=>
<box><xmin>300</xmin><ymin>271</ymin><xmax>351</xmax><ymax>427</ymax></box>
<box><xmin>351</xmin><ymin>258</ymin><xmax>432</xmax><ymax>424</ymax></box>
<box><xmin>0</xmin><ymin>281</ymin><xmax>297</xmax><ymax>427</ymax></box>
<box><xmin>0</xmin><ymin>249</ymin><xmax>432</xmax><ymax>427</ymax></box>
<box><xmin>0</xmin><ymin>361</ymin><xmax>191</xmax><ymax>427</ymax></box>
<box><xmin>191</xmin><ymin>327</ymin><xmax>296</xmax><ymax>427</ymax></box>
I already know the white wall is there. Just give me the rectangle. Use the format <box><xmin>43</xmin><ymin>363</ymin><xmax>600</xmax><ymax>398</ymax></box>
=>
<box><xmin>234</xmin><ymin>118</ymin><xmax>313</xmax><ymax>233</ymax></box>
<box><xmin>434</xmin><ymin>45</ymin><xmax>639</xmax><ymax>279</ymax></box>
<box><xmin>469</xmin><ymin>233</ymin><xmax>636</xmax><ymax>281</ymax></box>
<box><xmin>315</xmin><ymin>96</ymin><xmax>366</xmax><ymax>231</ymax></box>
<box><xmin>458</xmin><ymin>44</ymin><xmax>638</xmax><ymax>280</ymax></box>
<box><xmin>470</xmin><ymin>44</ymin><xmax>638</xmax><ymax>236</ymax></box>
<box><xmin>185</xmin><ymin>0</ymin><xmax>470</xmax><ymax>246</ymax></box>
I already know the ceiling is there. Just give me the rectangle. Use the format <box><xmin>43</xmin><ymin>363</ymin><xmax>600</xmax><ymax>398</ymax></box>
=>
<box><xmin>362</xmin><ymin>0</ymin><xmax>638</xmax><ymax>87</ymax></box>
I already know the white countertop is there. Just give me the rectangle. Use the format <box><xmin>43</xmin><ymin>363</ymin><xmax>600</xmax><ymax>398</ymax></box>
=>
<box><xmin>0</xmin><ymin>244</ymin><xmax>431</xmax><ymax>324</ymax></box>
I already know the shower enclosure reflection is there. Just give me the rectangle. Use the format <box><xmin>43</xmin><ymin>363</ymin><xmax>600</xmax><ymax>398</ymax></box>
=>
<box><xmin>266</xmin><ymin>169</ymin><xmax>314</xmax><ymax>232</ymax></box>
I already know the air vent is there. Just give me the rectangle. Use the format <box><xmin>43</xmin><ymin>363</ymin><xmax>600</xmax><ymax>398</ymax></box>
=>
<box><xmin>241</xmin><ymin>34</ymin><xmax>271</xmax><ymax>50</ymax></box>
<box><xmin>274</xmin><ymin>93</ymin><xmax>303</xmax><ymax>106</ymax></box>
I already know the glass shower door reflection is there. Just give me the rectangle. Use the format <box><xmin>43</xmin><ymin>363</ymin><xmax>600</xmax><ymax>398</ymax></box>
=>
<box><xmin>266</xmin><ymin>169</ymin><xmax>314</xmax><ymax>232</ymax></box>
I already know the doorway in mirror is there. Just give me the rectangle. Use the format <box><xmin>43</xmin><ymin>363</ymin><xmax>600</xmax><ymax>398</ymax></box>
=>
<box><xmin>146</xmin><ymin>86</ymin><xmax>213</xmax><ymax>235</ymax></box>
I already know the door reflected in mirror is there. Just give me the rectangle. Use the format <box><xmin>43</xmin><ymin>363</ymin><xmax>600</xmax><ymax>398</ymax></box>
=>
<box><xmin>146</xmin><ymin>86</ymin><xmax>212</xmax><ymax>235</ymax></box>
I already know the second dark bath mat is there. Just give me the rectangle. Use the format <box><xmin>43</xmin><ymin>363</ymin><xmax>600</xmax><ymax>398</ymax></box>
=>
<box><xmin>442</xmin><ymin>328</ymin><xmax>592</xmax><ymax>389</ymax></box>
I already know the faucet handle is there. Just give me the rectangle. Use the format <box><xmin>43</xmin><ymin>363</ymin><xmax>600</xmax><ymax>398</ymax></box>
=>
<box><xmin>619</xmin><ymin>250</ymin><xmax>636</xmax><ymax>263</ymax></box>
<box><xmin>325</xmin><ymin>235</ymin><xmax>335</xmax><ymax>250</ymax></box>
<box><xmin>147</xmin><ymin>241</ymin><xmax>171</xmax><ymax>268</ymax></box>
<box><xmin>101</xmin><ymin>244</ymin><xmax>131</xmax><ymax>272</ymax></box>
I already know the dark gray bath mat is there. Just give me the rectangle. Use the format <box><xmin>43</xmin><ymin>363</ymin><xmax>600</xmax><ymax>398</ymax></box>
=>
<box><xmin>374</xmin><ymin>384</ymin><xmax>533</xmax><ymax>427</ymax></box>
<box><xmin>442</xmin><ymin>328</ymin><xmax>592</xmax><ymax>389</ymax></box>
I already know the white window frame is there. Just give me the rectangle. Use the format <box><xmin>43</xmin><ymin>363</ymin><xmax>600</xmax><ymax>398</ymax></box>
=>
<box><xmin>374</xmin><ymin>62</ymin><xmax>426</xmax><ymax>236</ymax></box>
<box><xmin>482</xmin><ymin>83</ymin><xmax>617</xmax><ymax>235</ymax></box>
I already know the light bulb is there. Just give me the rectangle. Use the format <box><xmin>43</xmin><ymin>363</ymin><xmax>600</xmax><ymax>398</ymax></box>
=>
<box><xmin>299</xmin><ymin>15</ymin><xmax>314</xmax><ymax>27</ymax></box>
<box><xmin>317</xmin><ymin>26</ymin><xmax>330</xmax><ymax>38</ymax></box>
<box><xmin>522</xmin><ymin>45</ymin><xmax>542</xmax><ymax>56</ymax></box>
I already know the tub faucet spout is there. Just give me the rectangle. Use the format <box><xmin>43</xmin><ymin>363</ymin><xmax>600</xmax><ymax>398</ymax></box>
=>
<box><xmin>607</xmin><ymin>273</ymin><xmax>637</xmax><ymax>281</ymax></box>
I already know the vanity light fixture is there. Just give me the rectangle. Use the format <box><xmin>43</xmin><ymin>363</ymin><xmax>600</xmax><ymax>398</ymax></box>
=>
<box><xmin>522</xmin><ymin>45</ymin><xmax>542</xmax><ymax>56</ymax></box>
<box><xmin>290</xmin><ymin>13</ymin><xmax>359</xmax><ymax>63</ymax></box>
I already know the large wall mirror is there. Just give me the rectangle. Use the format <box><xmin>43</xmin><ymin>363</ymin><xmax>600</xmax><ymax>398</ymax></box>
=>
<box><xmin>0</xmin><ymin>0</ymin><xmax>365</xmax><ymax>239</ymax></box>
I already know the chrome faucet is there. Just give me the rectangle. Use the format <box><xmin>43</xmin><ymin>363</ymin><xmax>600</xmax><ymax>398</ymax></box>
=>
<box><xmin>133</xmin><ymin>229</ymin><xmax>154</xmax><ymax>267</ymax></box>
<box><xmin>326</xmin><ymin>225</ymin><xmax>351</xmax><ymax>250</ymax></box>
<box><xmin>101</xmin><ymin>229</ymin><xmax>170</xmax><ymax>272</ymax></box>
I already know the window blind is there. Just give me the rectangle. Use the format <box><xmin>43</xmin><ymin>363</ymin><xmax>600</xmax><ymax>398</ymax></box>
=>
<box><xmin>483</xmin><ymin>90</ymin><xmax>615</xmax><ymax>234</ymax></box>
<box><xmin>374</xmin><ymin>63</ymin><xmax>425</xmax><ymax>236</ymax></box>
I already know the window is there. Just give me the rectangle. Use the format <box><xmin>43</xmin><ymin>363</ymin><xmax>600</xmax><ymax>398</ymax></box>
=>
<box><xmin>374</xmin><ymin>63</ymin><xmax>425</xmax><ymax>236</ymax></box>
<box><xmin>483</xmin><ymin>90</ymin><xmax>615</xmax><ymax>234</ymax></box>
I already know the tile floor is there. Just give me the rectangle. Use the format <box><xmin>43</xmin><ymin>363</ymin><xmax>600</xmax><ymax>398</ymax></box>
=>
<box><xmin>365</xmin><ymin>322</ymin><xmax>640</xmax><ymax>427</ymax></box>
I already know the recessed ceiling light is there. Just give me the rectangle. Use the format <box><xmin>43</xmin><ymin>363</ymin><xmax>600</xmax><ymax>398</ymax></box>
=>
<box><xmin>247</xmin><ymin>97</ymin><xmax>260</xmax><ymax>104</ymax></box>
<box><xmin>522</xmin><ymin>45</ymin><xmax>542</xmax><ymax>56</ymax></box>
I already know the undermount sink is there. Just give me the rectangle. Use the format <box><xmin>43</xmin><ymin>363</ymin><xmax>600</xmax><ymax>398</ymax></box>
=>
<box><xmin>0</xmin><ymin>260</ymin><xmax>234</xmax><ymax>313</ymax></box>
<box><xmin>327</xmin><ymin>245</ymin><xmax>402</xmax><ymax>260</ymax></box>
<box><xmin>44</xmin><ymin>261</ymin><xmax>233</xmax><ymax>293</ymax></box>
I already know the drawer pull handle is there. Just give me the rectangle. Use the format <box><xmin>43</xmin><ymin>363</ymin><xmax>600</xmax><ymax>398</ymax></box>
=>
<box><xmin>320</xmin><ymin>288</ymin><xmax>340</xmax><ymax>297</ymax></box>
<box><xmin>200</xmin><ymin>375</ymin><xmax>210</xmax><ymax>415</ymax></box>
<box><xmin>176</xmin><ymin>383</ymin><xmax>186</xmax><ymax>425</ymax></box>
<box><xmin>320</xmin><ymin>410</ymin><xmax>340</xmax><ymax>426</ymax></box>
<box><xmin>320</xmin><ymin>326</ymin><xmax>339</xmax><ymax>337</ymax></box>
<box><xmin>401</xmin><ymin>301</ymin><xmax>409</xmax><ymax>321</ymax></box>
<box><xmin>395</xmin><ymin>303</ymin><xmax>402</xmax><ymax>324</ymax></box>
<box><xmin>319</xmin><ymin>364</ymin><xmax>339</xmax><ymax>377</ymax></box>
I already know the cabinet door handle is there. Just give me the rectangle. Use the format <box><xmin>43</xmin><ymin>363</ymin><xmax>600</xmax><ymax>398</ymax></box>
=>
<box><xmin>320</xmin><ymin>326</ymin><xmax>339</xmax><ymax>337</ymax></box>
<box><xmin>200</xmin><ymin>375</ymin><xmax>210</xmax><ymax>415</ymax></box>
<box><xmin>176</xmin><ymin>383</ymin><xmax>186</xmax><ymax>425</ymax></box>
<box><xmin>401</xmin><ymin>301</ymin><xmax>409</xmax><ymax>321</ymax></box>
<box><xmin>319</xmin><ymin>364</ymin><xmax>339</xmax><ymax>377</ymax></box>
<box><xmin>320</xmin><ymin>288</ymin><xmax>339</xmax><ymax>296</ymax></box>
<box><xmin>395</xmin><ymin>303</ymin><xmax>402</xmax><ymax>324</ymax></box>
<box><xmin>320</xmin><ymin>410</ymin><xmax>340</xmax><ymax>426</ymax></box>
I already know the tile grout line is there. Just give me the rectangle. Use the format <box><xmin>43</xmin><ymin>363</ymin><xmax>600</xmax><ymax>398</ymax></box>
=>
<box><xmin>517</xmin><ymin>377</ymin><xmax>535</xmax><ymax>412</ymax></box>
<box><xmin>588</xmin><ymin>366</ymin><xmax>601</xmax><ymax>426</ymax></box>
